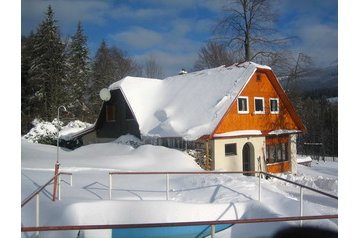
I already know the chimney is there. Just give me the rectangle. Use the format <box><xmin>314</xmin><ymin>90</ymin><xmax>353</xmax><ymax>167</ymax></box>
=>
<box><xmin>178</xmin><ymin>68</ymin><xmax>187</xmax><ymax>75</ymax></box>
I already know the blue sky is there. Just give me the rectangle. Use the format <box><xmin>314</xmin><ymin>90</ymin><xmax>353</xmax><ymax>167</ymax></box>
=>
<box><xmin>21</xmin><ymin>0</ymin><xmax>338</xmax><ymax>77</ymax></box>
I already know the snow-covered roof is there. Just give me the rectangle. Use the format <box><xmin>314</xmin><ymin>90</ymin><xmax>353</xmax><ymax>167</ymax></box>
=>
<box><xmin>109</xmin><ymin>62</ymin><xmax>271</xmax><ymax>140</ymax></box>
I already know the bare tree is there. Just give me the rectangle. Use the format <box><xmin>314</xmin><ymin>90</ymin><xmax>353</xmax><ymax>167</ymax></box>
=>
<box><xmin>216</xmin><ymin>0</ymin><xmax>289</xmax><ymax>62</ymax></box>
<box><xmin>144</xmin><ymin>55</ymin><xmax>163</xmax><ymax>79</ymax></box>
<box><xmin>285</xmin><ymin>53</ymin><xmax>313</xmax><ymax>91</ymax></box>
<box><xmin>193</xmin><ymin>41</ymin><xmax>236</xmax><ymax>70</ymax></box>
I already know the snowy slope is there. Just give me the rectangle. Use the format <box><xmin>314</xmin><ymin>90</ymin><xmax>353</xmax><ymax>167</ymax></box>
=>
<box><xmin>21</xmin><ymin>138</ymin><xmax>337</xmax><ymax>238</ymax></box>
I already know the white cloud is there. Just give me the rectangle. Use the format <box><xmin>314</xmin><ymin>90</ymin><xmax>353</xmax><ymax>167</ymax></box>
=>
<box><xmin>273</xmin><ymin>0</ymin><xmax>338</xmax><ymax>66</ymax></box>
<box><xmin>111</xmin><ymin>27</ymin><xmax>164</xmax><ymax>49</ymax></box>
<box><xmin>21</xmin><ymin>0</ymin><xmax>110</xmax><ymax>35</ymax></box>
<box><xmin>298</xmin><ymin>23</ymin><xmax>338</xmax><ymax>65</ymax></box>
<box><xmin>135</xmin><ymin>50</ymin><xmax>198</xmax><ymax>77</ymax></box>
<box><xmin>109</xmin><ymin>6</ymin><xmax>175</xmax><ymax>20</ymax></box>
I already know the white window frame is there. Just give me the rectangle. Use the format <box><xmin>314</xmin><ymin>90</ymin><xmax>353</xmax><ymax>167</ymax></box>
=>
<box><xmin>237</xmin><ymin>96</ymin><xmax>249</xmax><ymax>114</ymax></box>
<box><xmin>254</xmin><ymin>97</ymin><xmax>265</xmax><ymax>114</ymax></box>
<box><xmin>270</xmin><ymin>98</ymin><xmax>279</xmax><ymax>114</ymax></box>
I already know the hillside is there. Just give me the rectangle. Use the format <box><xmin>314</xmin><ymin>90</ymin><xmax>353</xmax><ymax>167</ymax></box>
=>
<box><xmin>279</xmin><ymin>64</ymin><xmax>338</xmax><ymax>99</ymax></box>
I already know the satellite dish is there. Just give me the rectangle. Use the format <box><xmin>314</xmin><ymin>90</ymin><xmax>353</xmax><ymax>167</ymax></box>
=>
<box><xmin>99</xmin><ymin>88</ymin><xmax>111</xmax><ymax>101</ymax></box>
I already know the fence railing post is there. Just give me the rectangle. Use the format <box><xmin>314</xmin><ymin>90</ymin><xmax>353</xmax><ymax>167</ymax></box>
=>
<box><xmin>35</xmin><ymin>194</ymin><xmax>40</xmax><ymax>237</ymax></box>
<box><xmin>258</xmin><ymin>172</ymin><xmax>261</xmax><ymax>201</ymax></box>
<box><xmin>166</xmin><ymin>174</ymin><xmax>170</xmax><ymax>201</ymax></box>
<box><xmin>211</xmin><ymin>224</ymin><xmax>215</xmax><ymax>238</ymax></box>
<box><xmin>109</xmin><ymin>174</ymin><xmax>112</xmax><ymax>200</ymax></box>
<box><xmin>300</xmin><ymin>187</ymin><xmax>304</xmax><ymax>226</ymax></box>
<box><xmin>58</xmin><ymin>174</ymin><xmax>61</xmax><ymax>201</ymax></box>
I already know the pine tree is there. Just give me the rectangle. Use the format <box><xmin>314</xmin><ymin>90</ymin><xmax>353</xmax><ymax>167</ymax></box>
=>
<box><xmin>88</xmin><ymin>41</ymin><xmax>141</xmax><ymax>121</ymax></box>
<box><xmin>29</xmin><ymin>5</ymin><xmax>67</xmax><ymax>121</ymax></box>
<box><xmin>88</xmin><ymin>40</ymin><xmax>113</xmax><ymax>119</ymax></box>
<box><xmin>21</xmin><ymin>33</ymin><xmax>36</xmax><ymax>133</ymax></box>
<box><xmin>67</xmin><ymin>21</ymin><xmax>91</xmax><ymax>120</ymax></box>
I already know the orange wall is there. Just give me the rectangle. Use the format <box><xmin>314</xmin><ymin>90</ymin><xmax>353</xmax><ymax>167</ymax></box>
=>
<box><xmin>266</xmin><ymin>161</ymin><xmax>291</xmax><ymax>173</ymax></box>
<box><xmin>214</xmin><ymin>72</ymin><xmax>299</xmax><ymax>134</ymax></box>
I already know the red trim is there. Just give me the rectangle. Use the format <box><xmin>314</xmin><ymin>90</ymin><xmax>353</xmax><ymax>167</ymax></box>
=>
<box><xmin>212</xmin><ymin>134</ymin><xmax>263</xmax><ymax>139</ymax></box>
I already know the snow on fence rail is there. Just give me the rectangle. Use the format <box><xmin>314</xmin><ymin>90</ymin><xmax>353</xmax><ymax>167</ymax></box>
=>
<box><xmin>21</xmin><ymin>171</ymin><xmax>338</xmax><ymax>237</ymax></box>
<box><xmin>108</xmin><ymin>170</ymin><xmax>338</xmax><ymax>227</ymax></box>
<box><xmin>108</xmin><ymin>170</ymin><xmax>261</xmax><ymax>201</ymax></box>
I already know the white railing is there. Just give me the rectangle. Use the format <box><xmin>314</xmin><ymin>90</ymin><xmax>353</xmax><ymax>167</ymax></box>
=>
<box><xmin>108</xmin><ymin>170</ymin><xmax>338</xmax><ymax>224</ymax></box>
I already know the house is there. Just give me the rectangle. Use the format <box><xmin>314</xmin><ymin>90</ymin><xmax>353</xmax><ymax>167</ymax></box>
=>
<box><xmin>71</xmin><ymin>62</ymin><xmax>305</xmax><ymax>174</ymax></box>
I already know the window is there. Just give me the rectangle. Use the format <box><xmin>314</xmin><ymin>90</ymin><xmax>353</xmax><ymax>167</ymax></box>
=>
<box><xmin>256</xmin><ymin>74</ymin><xmax>262</xmax><ymax>81</ymax></box>
<box><xmin>276</xmin><ymin>144</ymin><xmax>282</xmax><ymax>161</ymax></box>
<box><xmin>106</xmin><ymin>105</ymin><xmax>116</xmax><ymax>122</ymax></box>
<box><xmin>238</xmin><ymin>96</ymin><xmax>249</xmax><ymax>113</ymax></box>
<box><xmin>266</xmin><ymin>143</ymin><xmax>289</xmax><ymax>163</ymax></box>
<box><xmin>254</xmin><ymin>97</ymin><xmax>265</xmax><ymax>114</ymax></box>
<box><xmin>282</xmin><ymin>143</ymin><xmax>287</xmax><ymax>161</ymax></box>
<box><xmin>225</xmin><ymin>143</ymin><xmax>237</xmax><ymax>156</ymax></box>
<box><xmin>270</xmin><ymin>98</ymin><xmax>279</xmax><ymax>114</ymax></box>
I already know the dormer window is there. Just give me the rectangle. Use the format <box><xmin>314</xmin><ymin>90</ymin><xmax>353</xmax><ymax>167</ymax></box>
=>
<box><xmin>270</xmin><ymin>98</ymin><xmax>279</xmax><ymax>114</ymax></box>
<box><xmin>106</xmin><ymin>105</ymin><xmax>116</xmax><ymax>122</ymax></box>
<box><xmin>238</xmin><ymin>96</ymin><xmax>249</xmax><ymax>114</ymax></box>
<box><xmin>254</xmin><ymin>97</ymin><xmax>265</xmax><ymax>114</ymax></box>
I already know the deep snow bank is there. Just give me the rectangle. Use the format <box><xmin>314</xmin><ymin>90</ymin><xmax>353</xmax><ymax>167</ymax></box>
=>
<box><xmin>21</xmin><ymin>135</ymin><xmax>202</xmax><ymax>172</ymax></box>
<box><xmin>21</xmin><ymin>139</ymin><xmax>338</xmax><ymax>238</ymax></box>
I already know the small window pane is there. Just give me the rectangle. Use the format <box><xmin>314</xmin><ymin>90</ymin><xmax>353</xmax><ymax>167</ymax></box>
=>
<box><xmin>238</xmin><ymin>98</ymin><xmax>248</xmax><ymax>112</ymax></box>
<box><xmin>270</xmin><ymin>99</ymin><xmax>279</xmax><ymax>113</ymax></box>
<box><xmin>106</xmin><ymin>105</ymin><xmax>116</xmax><ymax>122</ymax></box>
<box><xmin>282</xmin><ymin>143</ymin><xmax>287</xmax><ymax>161</ymax></box>
<box><xmin>277</xmin><ymin>144</ymin><xmax>282</xmax><ymax>161</ymax></box>
<box><xmin>255</xmin><ymin>98</ymin><xmax>264</xmax><ymax>112</ymax></box>
<box><xmin>266</xmin><ymin>145</ymin><xmax>272</xmax><ymax>163</ymax></box>
<box><xmin>269</xmin><ymin>145</ymin><xmax>275</xmax><ymax>163</ymax></box>
<box><xmin>225</xmin><ymin>143</ymin><xmax>237</xmax><ymax>156</ymax></box>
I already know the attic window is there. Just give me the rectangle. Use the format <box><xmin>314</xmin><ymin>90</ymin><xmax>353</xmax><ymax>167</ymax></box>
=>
<box><xmin>106</xmin><ymin>105</ymin><xmax>116</xmax><ymax>122</ymax></box>
<box><xmin>256</xmin><ymin>74</ymin><xmax>261</xmax><ymax>81</ymax></box>
<box><xmin>238</xmin><ymin>96</ymin><xmax>249</xmax><ymax>114</ymax></box>
<box><xmin>254</xmin><ymin>97</ymin><xmax>265</xmax><ymax>114</ymax></box>
<box><xmin>270</xmin><ymin>98</ymin><xmax>279</xmax><ymax>114</ymax></box>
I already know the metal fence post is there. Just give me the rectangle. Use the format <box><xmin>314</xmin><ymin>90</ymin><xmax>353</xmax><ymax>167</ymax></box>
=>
<box><xmin>166</xmin><ymin>174</ymin><xmax>170</xmax><ymax>200</ymax></box>
<box><xmin>109</xmin><ymin>174</ymin><xmax>112</xmax><ymax>200</ymax></box>
<box><xmin>258</xmin><ymin>173</ymin><xmax>261</xmax><ymax>201</ymax></box>
<box><xmin>300</xmin><ymin>187</ymin><xmax>304</xmax><ymax>226</ymax></box>
<box><xmin>58</xmin><ymin>174</ymin><xmax>61</xmax><ymax>200</ymax></box>
<box><xmin>211</xmin><ymin>224</ymin><xmax>215</xmax><ymax>238</ymax></box>
<box><xmin>70</xmin><ymin>174</ymin><xmax>73</xmax><ymax>186</ymax></box>
<box><xmin>35</xmin><ymin>194</ymin><xmax>40</xmax><ymax>237</ymax></box>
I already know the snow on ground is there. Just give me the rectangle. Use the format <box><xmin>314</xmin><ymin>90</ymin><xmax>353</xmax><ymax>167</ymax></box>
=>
<box><xmin>21</xmin><ymin>137</ymin><xmax>338</xmax><ymax>238</ymax></box>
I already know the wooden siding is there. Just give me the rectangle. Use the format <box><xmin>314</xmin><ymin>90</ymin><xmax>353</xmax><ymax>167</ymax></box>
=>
<box><xmin>266</xmin><ymin>135</ymin><xmax>289</xmax><ymax>145</ymax></box>
<box><xmin>213</xmin><ymin>71</ymin><xmax>302</xmax><ymax>135</ymax></box>
<box><xmin>266</xmin><ymin>161</ymin><xmax>291</xmax><ymax>173</ymax></box>
<box><xmin>95</xmin><ymin>89</ymin><xmax>141</xmax><ymax>139</ymax></box>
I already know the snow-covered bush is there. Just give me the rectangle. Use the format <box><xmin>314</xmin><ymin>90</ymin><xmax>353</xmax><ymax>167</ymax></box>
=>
<box><xmin>23</xmin><ymin>119</ymin><xmax>59</xmax><ymax>145</ymax></box>
<box><xmin>23</xmin><ymin>118</ymin><xmax>92</xmax><ymax>146</ymax></box>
